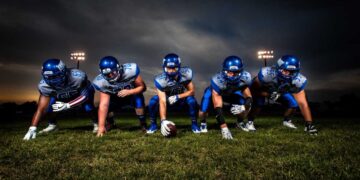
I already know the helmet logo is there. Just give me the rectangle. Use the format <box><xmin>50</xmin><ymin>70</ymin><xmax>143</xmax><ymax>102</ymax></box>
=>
<box><xmin>57</xmin><ymin>61</ymin><xmax>65</xmax><ymax>70</ymax></box>
<box><xmin>277</xmin><ymin>59</ymin><xmax>284</xmax><ymax>66</ymax></box>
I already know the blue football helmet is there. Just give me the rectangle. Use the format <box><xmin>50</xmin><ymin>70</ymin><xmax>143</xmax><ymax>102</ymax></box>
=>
<box><xmin>99</xmin><ymin>56</ymin><xmax>122</xmax><ymax>83</ymax></box>
<box><xmin>42</xmin><ymin>59</ymin><xmax>67</xmax><ymax>88</ymax></box>
<box><xmin>163</xmin><ymin>53</ymin><xmax>181</xmax><ymax>78</ymax></box>
<box><xmin>222</xmin><ymin>56</ymin><xmax>244</xmax><ymax>83</ymax></box>
<box><xmin>276</xmin><ymin>55</ymin><xmax>300</xmax><ymax>81</ymax></box>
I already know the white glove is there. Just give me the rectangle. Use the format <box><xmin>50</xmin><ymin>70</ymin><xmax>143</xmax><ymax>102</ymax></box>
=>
<box><xmin>23</xmin><ymin>126</ymin><xmax>37</xmax><ymax>140</ymax></box>
<box><xmin>230</xmin><ymin>104</ymin><xmax>245</xmax><ymax>115</ymax></box>
<box><xmin>161</xmin><ymin>120</ymin><xmax>175</xmax><ymax>136</ymax></box>
<box><xmin>168</xmin><ymin>95</ymin><xmax>179</xmax><ymax>105</ymax></box>
<box><xmin>221</xmin><ymin>127</ymin><xmax>233</xmax><ymax>140</ymax></box>
<box><xmin>52</xmin><ymin>101</ymin><xmax>71</xmax><ymax>112</ymax></box>
<box><xmin>270</xmin><ymin>92</ymin><xmax>281</xmax><ymax>102</ymax></box>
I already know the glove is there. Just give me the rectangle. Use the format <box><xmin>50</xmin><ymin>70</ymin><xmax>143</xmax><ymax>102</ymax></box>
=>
<box><xmin>270</xmin><ymin>92</ymin><xmax>281</xmax><ymax>101</ymax></box>
<box><xmin>52</xmin><ymin>101</ymin><xmax>71</xmax><ymax>112</ymax></box>
<box><xmin>161</xmin><ymin>120</ymin><xmax>175</xmax><ymax>136</ymax></box>
<box><xmin>221</xmin><ymin>127</ymin><xmax>233</xmax><ymax>140</ymax></box>
<box><xmin>230</xmin><ymin>104</ymin><xmax>245</xmax><ymax>115</ymax></box>
<box><xmin>23</xmin><ymin>126</ymin><xmax>37</xmax><ymax>140</ymax></box>
<box><xmin>168</xmin><ymin>95</ymin><xmax>179</xmax><ymax>105</ymax></box>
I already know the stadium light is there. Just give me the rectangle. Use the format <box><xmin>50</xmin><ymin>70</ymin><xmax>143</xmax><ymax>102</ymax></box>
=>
<box><xmin>70</xmin><ymin>51</ymin><xmax>86</xmax><ymax>69</ymax></box>
<box><xmin>257</xmin><ymin>50</ymin><xmax>274</xmax><ymax>67</ymax></box>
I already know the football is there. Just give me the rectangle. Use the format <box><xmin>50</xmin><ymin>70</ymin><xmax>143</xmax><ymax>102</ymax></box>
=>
<box><xmin>166</xmin><ymin>123</ymin><xmax>177</xmax><ymax>137</ymax></box>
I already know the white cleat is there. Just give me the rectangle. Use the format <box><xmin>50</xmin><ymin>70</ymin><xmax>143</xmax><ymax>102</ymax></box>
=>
<box><xmin>236</xmin><ymin>122</ymin><xmax>249</xmax><ymax>132</ymax></box>
<box><xmin>283</xmin><ymin>120</ymin><xmax>297</xmax><ymax>129</ymax></box>
<box><xmin>221</xmin><ymin>127</ymin><xmax>233</xmax><ymax>140</ymax></box>
<box><xmin>246</xmin><ymin>121</ymin><xmax>256</xmax><ymax>132</ymax></box>
<box><xmin>39</xmin><ymin>124</ymin><xmax>57</xmax><ymax>134</ymax></box>
<box><xmin>93</xmin><ymin>124</ymin><xmax>99</xmax><ymax>133</ymax></box>
<box><xmin>200</xmin><ymin>123</ymin><xmax>208</xmax><ymax>133</ymax></box>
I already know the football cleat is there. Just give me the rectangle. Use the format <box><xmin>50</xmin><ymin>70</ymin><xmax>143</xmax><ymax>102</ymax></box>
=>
<box><xmin>191</xmin><ymin>122</ymin><xmax>201</xmax><ymax>134</ymax></box>
<box><xmin>221</xmin><ymin>127</ymin><xmax>233</xmax><ymax>140</ymax></box>
<box><xmin>93</xmin><ymin>123</ymin><xmax>99</xmax><ymax>133</ymax></box>
<box><xmin>236</xmin><ymin>122</ymin><xmax>249</xmax><ymax>132</ymax></box>
<box><xmin>146</xmin><ymin>123</ymin><xmax>158</xmax><ymax>134</ymax></box>
<box><xmin>283</xmin><ymin>120</ymin><xmax>297</xmax><ymax>129</ymax></box>
<box><xmin>39</xmin><ymin>124</ymin><xmax>57</xmax><ymax>134</ymax></box>
<box><xmin>200</xmin><ymin>123</ymin><xmax>208</xmax><ymax>133</ymax></box>
<box><xmin>246</xmin><ymin>121</ymin><xmax>256</xmax><ymax>131</ymax></box>
<box><xmin>304</xmin><ymin>124</ymin><xmax>318</xmax><ymax>135</ymax></box>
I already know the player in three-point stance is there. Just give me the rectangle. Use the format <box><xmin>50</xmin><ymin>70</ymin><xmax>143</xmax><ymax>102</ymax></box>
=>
<box><xmin>23</xmin><ymin>59</ymin><xmax>97</xmax><ymax>140</ymax></box>
<box><xmin>198</xmin><ymin>56</ymin><xmax>253</xmax><ymax>139</ymax></box>
<box><xmin>146</xmin><ymin>53</ymin><xmax>201</xmax><ymax>136</ymax></box>
<box><xmin>247</xmin><ymin>55</ymin><xmax>318</xmax><ymax>134</ymax></box>
<box><xmin>92</xmin><ymin>56</ymin><xmax>147</xmax><ymax>137</ymax></box>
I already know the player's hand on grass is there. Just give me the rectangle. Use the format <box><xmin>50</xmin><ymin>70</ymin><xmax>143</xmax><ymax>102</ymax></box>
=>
<box><xmin>52</xmin><ymin>101</ymin><xmax>70</xmax><ymax>112</ymax></box>
<box><xmin>23</xmin><ymin>126</ymin><xmax>37</xmax><ymax>140</ymax></box>
<box><xmin>96</xmin><ymin>126</ymin><xmax>106</xmax><ymax>137</ymax></box>
<box><xmin>221</xmin><ymin>126</ymin><xmax>233</xmax><ymax>140</ymax></box>
<box><xmin>230</xmin><ymin>104</ymin><xmax>245</xmax><ymax>115</ymax></box>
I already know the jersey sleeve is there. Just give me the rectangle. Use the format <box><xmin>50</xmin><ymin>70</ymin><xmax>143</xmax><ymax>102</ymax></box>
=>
<box><xmin>180</xmin><ymin>67</ymin><xmax>193</xmax><ymax>83</ymax></box>
<box><xmin>210</xmin><ymin>73</ymin><xmax>225</xmax><ymax>94</ymax></box>
<box><xmin>292</xmin><ymin>74</ymin><xmax>307</xmax><ymax>93</ymax></box>
<box><xmin>122</xmin><ymin>63</ymin><xmax>140</xmax><ymax>80</ymax></box>
<box><xmin>154</xmin><ymin>73</ymin><xmax>167</xmax><ymax>91</ymax></box>
<box><xmin>257</xmin><ymin>67</ymin><xmax>273</xmax><ymax>84</ymax></box>
<box><xmin>92</xmin><ymin>74</ymin><xmax>111</xmax><ymax>94</ymax></box>
<box><xmin>38</xmin><ymin>79</ymin><xmax>55</xmax><ymax>96</ymax></box>
<box><xmin>241</xmin><ymin>71</ymin><xmax>252</xmax><ymax>86</ymax></box>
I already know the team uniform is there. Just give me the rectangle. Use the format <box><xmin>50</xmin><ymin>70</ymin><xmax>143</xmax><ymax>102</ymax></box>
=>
<box><xmin>149</xmin><ymin>67</ymin><xmax>198</xmax><ymax>124</ymax></box>
<box><xmin>253</xmin><ymin>66</ymin><xmax>307</xmax><ymax>108</ymax></box>
<box><xmin>200</xmin><ymin>71</ymin><xmax>252</xmax><ymax>113</ymax></box>
<box><xmin>39</xmin><ymin>68</ymin><xmax>95</xmax><ymax>118</ymax></box>
<box><xmin>92</xmin><ymin>63</ymin><xmax>146</xmax><ymax>126</ymax></box>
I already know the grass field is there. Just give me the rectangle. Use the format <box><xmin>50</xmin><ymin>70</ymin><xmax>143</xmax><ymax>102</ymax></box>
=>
<box><xmin>1</xmin><ymin>116</ymin><xmax>359</xmax><ymax>179</ymax></box>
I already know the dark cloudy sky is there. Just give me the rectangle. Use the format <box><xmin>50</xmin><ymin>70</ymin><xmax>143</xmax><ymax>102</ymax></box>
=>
<box><xmin>0</xmin><ymin>0</ymin><xmax>359</xmax><ymax>103</ymax></box>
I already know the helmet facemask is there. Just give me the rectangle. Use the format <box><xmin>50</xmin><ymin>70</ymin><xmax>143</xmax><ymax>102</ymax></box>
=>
<box><xmin>100</xmin><ymin>65</ymin><xmax>122</xmax><ymax>83</ymax></box>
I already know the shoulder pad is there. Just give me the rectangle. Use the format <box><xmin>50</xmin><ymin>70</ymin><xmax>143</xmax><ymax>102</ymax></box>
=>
<box><xmin>240</xmin><ymin>71</ymin><xmax>252</xmax><ymax>86</ymax></box>
<box><xmin>258</xmin><ymin>67</ymin><xmax>275</xmax><ymax>84</ymax></box>
<box><xmin>292</xmin><ymin>73</ymin><xmax>307</xmax><ymax>91</ymax></box>
<box><xmin>154</xmin><ymin>73</ymin><xmax>168</xmax><ymax>90</ymax></box>
<box><xmin>38</xmin><ymin>79</ymin><xmax>54</xmax><ymax>96</ymax></box>
<box><xmin>179</xmin><ymin>67</ymin><xmax>193</xmax><ymax>81</ymax></box>
<box><xmin>92</xmin><ymin>74</ymin><xmax>109</xmax><ymax>92</ymax></box>
<box><xmin>210</xmin><ymin>72</ymin><xmax>226</xmax><ymax>93</ymax></box>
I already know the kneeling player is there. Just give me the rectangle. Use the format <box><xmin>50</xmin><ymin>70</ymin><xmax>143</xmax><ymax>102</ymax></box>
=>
<box><xmin>248</xmin><ymin>55</ymin><xmax>317</xmax><ymax>134</ymax></box>
<box><xmin>198</xmin><ymin>56</ymin><xmax>252</xmax><ymax>139</ymax></box>
<box><xmin>23</xmin><ymin>59</ymin><xmax>97</xmax><ymax>140</ymax></box>
<box><xmin>93</xmin><ymin>56</ymin><xmax>147</xmax><ymax>137</ymax></box>
<box><xmin>147</xmin><ymin>53</ymin><xmax>201</xmax><ymax>135</ymax></box>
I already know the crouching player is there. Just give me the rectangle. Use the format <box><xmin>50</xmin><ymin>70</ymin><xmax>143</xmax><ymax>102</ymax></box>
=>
<box><xmin>147</xmin><ymin>53</ymin><xmax>201</xmax><ymax>135</ymax></box>
<box><xmin>198</xmin><ymin>56</ymin><xmax>252</xmax><ymax>139</ymax></box>
<box><xmin>93</xmin><ymin>56</ymin><xmax>147</xmax><ymax>137</ymax></box>
<box><xmin>23</xmin><ymin>59</ymin><xmax>97</xmax><ymax>140</ymax></box>
<box><xmin>248</xmin><ymin>55</ymin><xmax>318</xmax><ymax>134</ymax></box>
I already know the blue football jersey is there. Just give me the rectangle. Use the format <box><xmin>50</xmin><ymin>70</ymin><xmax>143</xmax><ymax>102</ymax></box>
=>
<box><xmin>92</xmin><ymin>63</ymin><xmax>140</xmax><ymax>95</ymax></box>
<box><xmin>154</xmin><ymin>67</ymin><xmax>192</xmax><ymax>96</ymax></box>
<box><xmin>210</xmin><ymin>71</ymin><xmax>252</xmax><ymax>95</ymax></box>
<box><xmin>38</xmin><ymin>68</ymin><xmax>90</xmax><ymax>101</ymax></box>
<box><xmin>258</xmin><ymin>67</ymin><xmax>307</xmax><ymax>93</ymax></box>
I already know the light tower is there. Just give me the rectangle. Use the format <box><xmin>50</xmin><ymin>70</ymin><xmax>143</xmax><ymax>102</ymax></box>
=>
<box><xmin>257</xmin><ymin>50</ymin><xmax>274</xmax><ymax>67</ymax></box>
<box><xmin>70</xmin><ymin>52</ymin><xmax>86</xmax><ymax>69</ymax></box>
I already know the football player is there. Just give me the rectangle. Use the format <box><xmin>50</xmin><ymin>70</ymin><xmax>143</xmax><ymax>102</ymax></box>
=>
<box><xmin>93</xmin><ymin>56</ymin><xmax>147</xmax><ymax>137</ymax></box>
<box><xmin>198</xmin><ymin>56</ymin><xmax>252</xmax><ymax>139</ymax></box>
<box><xmin>147</xmin><ymin>53</ymin><xmax>201</xmax><ymax>135</ymax></box>
<box><xmin>248</xmin><ymin>55</ymin><xmax>317</xmax><ymax>134</ymax></box>
<box><xmin>23</xmin><ymin>59</ymin><xmax>97</xmax><ymax>140</ymax></box>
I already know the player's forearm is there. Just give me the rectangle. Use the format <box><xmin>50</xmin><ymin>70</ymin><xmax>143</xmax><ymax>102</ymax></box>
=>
<box><xmin>178</xmin><ymin>90</ymin><xmax>194</xmax><ymax>99</ymax></box>
<box><xmin>30</xmin><ymin>109</ymin><xmax>46</xmax><ymax>126</ymax></box>
<box><xmin>129</xmin><ymin>86</ymin><xmax>145</xmax><ymax>95</ymax></box>
<box><xmin>68</xmin><ymin>95</ymin><xmax>87</xmax><ymax>108</ymax></box>
<box><xmin>159</xmin><ymin>99</ymin><xmax>167</xmax><ymax>120</ymax></box>
<box><xmin>98</xmin><ymin>105</ymin><xmax>109</xmax><ymax>128</ymax></box>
